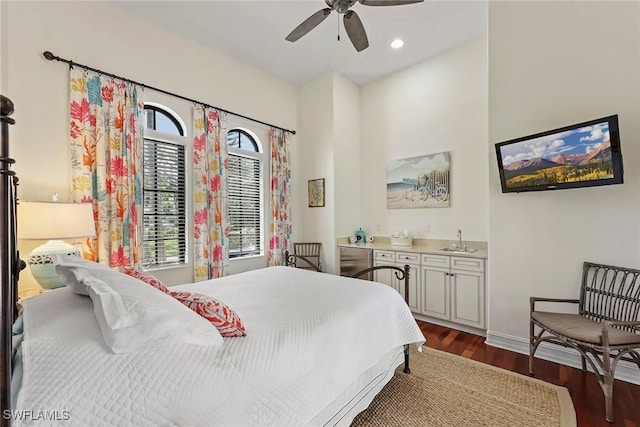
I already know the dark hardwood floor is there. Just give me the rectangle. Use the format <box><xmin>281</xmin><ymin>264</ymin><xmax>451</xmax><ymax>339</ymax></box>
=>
<box><xmin>416</xmin><ymin>320</ymin><xmax>640</xmax><ymax>427</ymax></box>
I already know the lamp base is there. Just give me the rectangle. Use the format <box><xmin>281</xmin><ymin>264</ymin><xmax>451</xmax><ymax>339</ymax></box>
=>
<box><xmin>28</xmin><ymin>240</ymin><xmax>81</xmax><ymax>289</ymax></box>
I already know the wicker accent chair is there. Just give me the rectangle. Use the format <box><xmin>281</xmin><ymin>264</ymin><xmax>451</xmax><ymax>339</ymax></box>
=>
<box><xmin>529</xmin><ymin>261</ymin><xmax>640</xmax><ymax>422</ymax></box>
<box><xmin>290</xmin><ymin>242</ymin><xmax>322</xmax><ymax>272</ymax></box>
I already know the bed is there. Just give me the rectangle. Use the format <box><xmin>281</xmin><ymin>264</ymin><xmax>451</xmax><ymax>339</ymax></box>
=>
<box><xmin>0</xmin><ymin>97</ymin><xmax>425</xmax><ymax>426</ymax></box>
<box><xmin>13</xmin><ymin>264</ymin><xmax>424</xmax><ymax>426</ymax></box>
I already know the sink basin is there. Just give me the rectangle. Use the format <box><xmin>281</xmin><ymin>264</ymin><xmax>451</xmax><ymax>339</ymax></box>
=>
<box><xmin>440</xmin><ymin>247</ymin><xmax>477</xmax><ymax>253</ymax></box>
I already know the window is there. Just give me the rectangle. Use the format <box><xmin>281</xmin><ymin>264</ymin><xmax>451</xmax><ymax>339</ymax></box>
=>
<box><xmin>227</xmin><ymin>129</ymin><xmax>262</xmax><ymax>258</ymax></box>
<box><xmin>142</xmin><ymin>105</ymin><xmax>187</xmax><ymax>268</ymax></box>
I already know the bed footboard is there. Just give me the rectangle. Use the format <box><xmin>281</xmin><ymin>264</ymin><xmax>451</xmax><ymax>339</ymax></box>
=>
<box><xmin>348</xmin><ymin>265</ymin><xmax>410</xmax><ymax>304</ymax></box>
<box><xmin>349</xmin><ymin>264</ymin><xmax>412</xmax><ymax>374</ymax></box>
<box><xmin>281</xmin><ymin>259</ymin><xmax>414</xmax><ymax>374</ymax></box>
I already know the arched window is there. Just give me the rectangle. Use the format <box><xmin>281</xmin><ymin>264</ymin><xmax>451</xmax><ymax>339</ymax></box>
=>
<box><xmin>145</xmin><ymin>105</ymin><xmax>184</xmax><ymax>136</ymax></box>
<box><xmin>142</xmin><ymin>104</ymin><xmax>187</xmax><ymax>268</ymax></box>
<box><xmin>227</xmin><ymin>129</ymin><xmax>263</xmax><ymax>258</ymax></box>
<box><xmin>227</xmin><ymin>129</ymin><xmax>258</xmax><ymax>151</ymax></box>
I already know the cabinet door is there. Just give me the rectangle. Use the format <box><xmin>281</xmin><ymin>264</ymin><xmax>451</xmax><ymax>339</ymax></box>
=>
<box><xmin>374</xmin><ymin>260</ymin><xmax>418</xmax><ymax>310</ymax></box>
<box><xmin>450</xmin><ymin>269</ymin><xmax>485</xmax><ymax>328</ymax></box>
<box><xmin>421</xmin><ymin>266</ymin><xmax>450</xmax><ymax>320</ymax></box>
<box><xmin>394</xmin><ymin>252</ymin><xmax>420</xmax><ymax>311</ymax></box>
<box><xmin>394</xmin><ymin>263</ymin><xmax>420</xmax><ymax>312</ymax></box>
<box><xmin>373</xmin><ymin>260</ymin><xmax>396</xmax><ymax>290</ymax></box>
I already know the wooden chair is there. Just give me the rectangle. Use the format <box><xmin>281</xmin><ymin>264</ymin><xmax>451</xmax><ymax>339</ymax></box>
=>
<box><xmin>529</xmin><ymin>261</ymin><xmax>640</xmax><ymax>422</ymax></box>
<box><xmin>290</xmin><ymin>242</ymin><xmax>322</xmax><ymax>272</ymax></box>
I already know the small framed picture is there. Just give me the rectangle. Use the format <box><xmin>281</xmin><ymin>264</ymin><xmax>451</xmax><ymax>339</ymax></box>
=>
<box><xmin>308</xmin><ymin>178</ymin><xmax>325</xmax><ymax>208</ymax></box>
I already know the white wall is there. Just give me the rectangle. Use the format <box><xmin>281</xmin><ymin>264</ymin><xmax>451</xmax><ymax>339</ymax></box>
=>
<box><xmin>487</xmin><ymin>1</ymin><xmax>640</xmax><ymax>339</ymax></box>
<box><xmin>297</xmin><ymin>74</ymin><xmax>337</xmax><ymax>273</ymax></box>
<box><xmin>295</xmin><ymin>73</ymin><xmax>360</xmax><ymax>273</ymax></box>
<box><xmin>332</xmin><ymin>74</ymin><xmax>361</xmax><ymax>272</ymax></box>
<box><xmin>296</xmin><ymin>72</ymin><xmax>360</xmax><ymax>274</ymax></box>
<box><xmin>3</xmin><ymin>1</ymin><xmax>297</xmax><ymax>294</ymax></box>
<box><xmin>360</xmin><ymin>37</ymin><xmax>489</xmax><ymax>242</ymax></box>
<box><xmin>295</xmin><ymin>37</ymin><xmax>489</xmax><ymax>274</ymax></box>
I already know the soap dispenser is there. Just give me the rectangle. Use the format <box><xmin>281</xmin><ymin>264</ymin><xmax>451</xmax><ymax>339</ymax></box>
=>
<box><xmin>355</xmin><ymin>228</ymin><xmax>366</xmax><ymax>244</ymax></box>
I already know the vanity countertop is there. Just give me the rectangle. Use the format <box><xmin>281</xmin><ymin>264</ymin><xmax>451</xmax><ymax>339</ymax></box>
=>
<box><xmin>337</xmin><ymin>237</ymin><xmax>488</xmax><ymax>260</ymax></box>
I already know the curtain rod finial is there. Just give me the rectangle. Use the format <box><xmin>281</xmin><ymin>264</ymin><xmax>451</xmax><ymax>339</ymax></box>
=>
<box><xmin>43</xmin><ymin>51</ymin><xmax>56</xmax><ymax>61</ymax></box>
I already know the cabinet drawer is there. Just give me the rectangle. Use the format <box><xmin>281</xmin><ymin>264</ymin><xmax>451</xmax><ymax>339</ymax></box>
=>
<box><xmin>395</xmin><ymin>252</ymin><xmax>420</xmax><ymax>265</ymax></box>
<box><xmin>451</xmin><ymin>256</ymin><xmax>484</xmax><ymax>272</ymax></box>
<box><xmin>421</xmin><ymin>254</ymin><xmax>450</xmax><ymax>268</ymax></box>
<box><xmin>374</xmin><ymin>250</ymin><xmax>395</xmax><ymax>261</ymax></box>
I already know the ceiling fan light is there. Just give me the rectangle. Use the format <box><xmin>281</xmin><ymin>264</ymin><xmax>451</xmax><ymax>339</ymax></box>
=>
<box><xmin>391</xmin><ymin>39</ymin><xmax>404</xmax><ymax>49</ymax></box>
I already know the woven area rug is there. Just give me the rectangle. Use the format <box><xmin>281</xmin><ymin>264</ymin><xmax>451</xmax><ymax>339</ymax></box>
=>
<box><xmin>351</xmin><ymin>346</ymin><xmax>576</xmax><ymax>427</ymax></box>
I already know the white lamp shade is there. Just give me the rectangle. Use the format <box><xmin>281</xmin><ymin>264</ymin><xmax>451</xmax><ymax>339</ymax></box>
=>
<box><xmin>18</xmin><ymin>201</ymin><xmax>96</xmax><ymax>240</ymax></box>
<box><xmin>18</xmin><ymin>201</ymin><xmax>96</xmax><ymax>289</ymax></box>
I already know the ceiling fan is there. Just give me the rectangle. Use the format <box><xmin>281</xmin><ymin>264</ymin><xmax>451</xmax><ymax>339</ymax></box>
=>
<box><xmin>285</xmin><ymin>0</ymin><xmax>425</xmax><ymax>52</ymax></box>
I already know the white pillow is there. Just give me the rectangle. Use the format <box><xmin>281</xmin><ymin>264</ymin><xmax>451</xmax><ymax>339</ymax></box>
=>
<box><xmin>51</xmin><ymin>254</ymin><xmax>111</xmax><ymax>295</ymax></box>
<box><xmin>52</xmin><ymin>255</ymin><xmax>223</xmax><ymax>353</ymax></box>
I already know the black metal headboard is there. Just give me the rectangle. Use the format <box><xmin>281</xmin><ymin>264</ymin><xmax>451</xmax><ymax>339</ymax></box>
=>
<box><xmin>1</xmin><ymin>95</ymin><xmax>23</xmax><ymax>425</ymax></box>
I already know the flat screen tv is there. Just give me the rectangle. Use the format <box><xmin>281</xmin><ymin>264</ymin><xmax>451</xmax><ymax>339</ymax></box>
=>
<box><xmin>495</xmin><ymin>115</ymin><xmax>623</xmax><ymax>193</ymax></box>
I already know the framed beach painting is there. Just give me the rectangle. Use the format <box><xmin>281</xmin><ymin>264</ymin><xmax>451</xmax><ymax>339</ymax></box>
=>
<box><xmin>387</xmin><ymin>152</ymin><xmax>451</xmax><ymax>209</ymax></box>
<box><xmin>308</xmin><ymin>178</ymin><xmax>325</xmax><ymax>207</ymax></box>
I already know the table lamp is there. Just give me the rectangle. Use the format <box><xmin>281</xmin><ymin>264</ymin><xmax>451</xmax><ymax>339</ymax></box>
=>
<box><xmin>18</xmin><ymin>201</ymin><xmax>96</xmax><ymax>289</ymax></box>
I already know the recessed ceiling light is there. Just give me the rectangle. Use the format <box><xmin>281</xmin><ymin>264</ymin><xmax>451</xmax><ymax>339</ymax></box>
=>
<box><xmin>390</xmin><ymin>39</ymin><xmax>404</xmax><ymax>49</ymax></box>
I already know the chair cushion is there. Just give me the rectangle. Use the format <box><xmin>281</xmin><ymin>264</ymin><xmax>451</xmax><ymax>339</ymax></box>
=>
<box><xmin>532</xmin><ymin>311</ymin><xmax>640</xmax><ymax>346</ymax></box>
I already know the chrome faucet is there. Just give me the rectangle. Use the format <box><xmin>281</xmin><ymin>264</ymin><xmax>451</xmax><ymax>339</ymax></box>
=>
<box><xmin>457</xmin><ymin>229</ymin><xmax>463</xmax><ymax>249</ymax></box>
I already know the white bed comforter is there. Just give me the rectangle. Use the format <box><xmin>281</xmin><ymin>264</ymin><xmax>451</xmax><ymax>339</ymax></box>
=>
<box><xmin>16</xmin><ymin>266</ymin><xmax>425</xmax><ymax>427</ymax></box>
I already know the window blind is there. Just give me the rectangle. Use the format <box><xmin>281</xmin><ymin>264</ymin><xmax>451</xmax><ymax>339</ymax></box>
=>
<box><xmin>142</xmin><ymin>138</ymin><xmax>186</xmax><ymax>267</ymax></box>
<box><xmin>228</xmin><ymin>153</ymin><xmax>261</xmax><ymax>258</ymax></box>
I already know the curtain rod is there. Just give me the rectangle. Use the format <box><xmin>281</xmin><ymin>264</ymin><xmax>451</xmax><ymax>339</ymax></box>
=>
<box><xmin>42</xmin><ymin>51</ymin><xmax>296</xmax><ymax>135</ymax></box>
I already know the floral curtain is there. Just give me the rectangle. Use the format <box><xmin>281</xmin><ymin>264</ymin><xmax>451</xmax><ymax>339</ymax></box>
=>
<box><xmin>69</xmin><ymin>68</ymin><xmax>144</xmax><ymax>269</ymax></box>
<box><xmin>267</xmin><ymin>128</ymin><xmax>291</xmax><ymax>266</ymax></box>
<box><xmin>193</xmin><ymin>106</ymin><xmax>229</xmax><ymax>280</ymax></box>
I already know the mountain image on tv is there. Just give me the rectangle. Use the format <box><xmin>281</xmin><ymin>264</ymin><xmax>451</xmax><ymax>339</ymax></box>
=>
<box><xmin>499</xmin><ymin>121</ymin><xmax>614</xmax><ymax>189</ymax></box>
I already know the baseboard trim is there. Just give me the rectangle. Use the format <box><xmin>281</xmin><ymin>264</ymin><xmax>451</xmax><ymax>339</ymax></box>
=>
<box><xmin>485</xmin><ymin>330</ymin><xmax>639</xmax><ymax>386</ymax></box>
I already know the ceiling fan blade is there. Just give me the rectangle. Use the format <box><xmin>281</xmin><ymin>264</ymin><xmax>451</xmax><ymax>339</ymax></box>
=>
<box><xmin>285</xmin><ymin>8</ymin><xmax>332</xmax><ymax>42</ymax></box>
<box><xmin>343</xmin><ymin>11</ymin><xmax>369</xmax><ymax>52</ymax></box>
<box><xmin>359</xmin><ymin>0</ymin><xmax>424</xmax><ymax>6</ymax></box>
